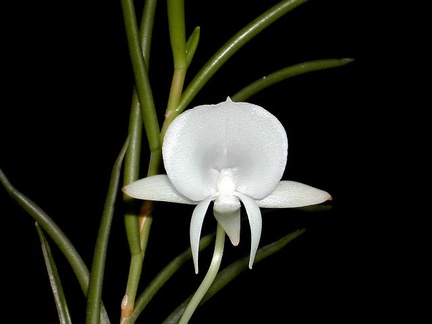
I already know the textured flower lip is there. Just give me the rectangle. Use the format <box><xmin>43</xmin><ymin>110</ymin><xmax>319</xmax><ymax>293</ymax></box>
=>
<box><xmin>122</xmin><ymin>97</ymin><xmax>332</xmax><ymax>273</ymax></box>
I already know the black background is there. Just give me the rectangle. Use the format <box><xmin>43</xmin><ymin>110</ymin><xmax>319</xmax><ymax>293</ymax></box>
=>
<box><xmin>1</xmin><ymin>0</ymin><xmax>404</xmax><ymax>323</ymax></box>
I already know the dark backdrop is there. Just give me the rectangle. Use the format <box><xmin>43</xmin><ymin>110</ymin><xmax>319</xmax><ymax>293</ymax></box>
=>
<box><xmin>1</xmin><ymin>1</ymin><xmax>395</xmax><ymax>323</ymax></box>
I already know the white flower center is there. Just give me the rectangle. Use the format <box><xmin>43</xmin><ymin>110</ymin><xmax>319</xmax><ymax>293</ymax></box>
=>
<box><xmin>217</xmin><ymin>169</ymin><xmax>236</xmax><ymax>195</ymax></box>
<box><xmin>214</xmin><ymin>169</ymin><xmax>240</xmax><ymax>215</ymax></box>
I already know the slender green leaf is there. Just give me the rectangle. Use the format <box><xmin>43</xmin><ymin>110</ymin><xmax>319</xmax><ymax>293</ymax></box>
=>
<box><xmin>185</xmin><ymin>26</ymin><xmax>200</xmax><ymax>68</ymax></box>
<box><xmin>86</xmin><ymin>137</ymin><xmax>130</xmax><ymax>324</ymax></box>
<box><xmin>139</xmin><ymin>0</ymin><xmax>158</xmax><ymax>63</ymax></box>
<box><xmin>36</xmin><ymin>223</ymin><xmax>72</xmax><ymax>324</ymax></box>
<box><xmin>0</xmin><ymin>170</ymin><xmax>89</xmax><ymax>296</ymax></box>
<box><xmin>232</xmin><ymin>58</ymin><xmax>354</xmax><ymax>102</ymax></box>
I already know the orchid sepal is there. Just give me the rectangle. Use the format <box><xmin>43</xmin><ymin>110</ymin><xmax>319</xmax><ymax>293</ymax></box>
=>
<box><xmin>122</xmin><ymin>174</ymin><xmax>195</xmax><ymax>205</ymax></box>
<box><xmin>255</xmin><ymin>181</ymin><xmax>332</xmax><ymax>208</ymax></box>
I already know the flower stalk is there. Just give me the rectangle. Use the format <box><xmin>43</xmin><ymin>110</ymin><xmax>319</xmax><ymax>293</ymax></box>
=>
<box><xmin>161</xmin><ymin>0</ymin><xmax>196</xmax><ymax>140</ymax></box>
<box><xmin>179</xmin><ymin>223</ymin><xmax>225</xmax><ymax>324</ymax></box>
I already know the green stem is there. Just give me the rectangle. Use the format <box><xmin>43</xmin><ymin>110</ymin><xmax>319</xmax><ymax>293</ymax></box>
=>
<box><xmin>121</xmin><ymin>0</ymin><xmax>160</xmax><ymax>153</ymax></box>
<box><xmin>124</xmin><ymin>91</ymin><xmax>142</xmax><ymax>185</ymax></box>
<box><xmin>160</xmin><ymin>68</ymin><xmax>187</xmax><ymax>140</ymax></box>
<box><xmin>167</xmin><ymin>0</ymin><xmax>187</xmax><ymax>69</ymax></box>
<box><xmin>179</xmin><ymin>224</ymin><xmax>225</xmax><ymax>324</ymax></box>
<box><xmin>121</xmin><ymin>0</ymin><xmax>159</xmax><ymax>322</ymax></box>
<box><xmin>161</xmin><ymin>0</ymin><xmax>188</xmax><ymax>140</ymax></box>
<box><xmin>123</xmin><ymin>92</ymin><xmax>143</xmax><ymax>279</ymax></box>
<box><xmin>176</xmin><ymin>0</ymin><xmax>309</xmax><ymax>114</ymax></box>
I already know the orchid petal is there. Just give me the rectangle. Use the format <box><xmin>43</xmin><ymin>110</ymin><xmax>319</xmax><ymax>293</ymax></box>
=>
<box><xmin>122</xmin><ymin>175</ymin><xmax>195</xmax><ymax>204</ymax></box>
<box><xmin>255</xmin><ymin>181</ymin><xmax>332</xmax><ymax>208</ymax></box>
<box><xmin>213</xmin><ymin>195</ymin><xmax>241</xmax><ymax>246</ymax></box>
<box><xmin>235</xmin><ymin>192</ymin><xmax>262</xmax><ymax>269</ymax></box>
<box><xmin>162</xmin><ymin>98</ymin><xmax>288</xmax><ymax>201</ymax></box>
<box><xmin>190</xmin><ymin>195</ymin><xmax>214</xmax><ymax>273</ymax></box>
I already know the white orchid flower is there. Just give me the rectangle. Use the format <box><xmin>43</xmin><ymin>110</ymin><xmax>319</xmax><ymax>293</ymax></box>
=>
<box><xmin>122</xmin><ymin>97</ymin><xmax>331</xmax><ymax>273</ymax></box>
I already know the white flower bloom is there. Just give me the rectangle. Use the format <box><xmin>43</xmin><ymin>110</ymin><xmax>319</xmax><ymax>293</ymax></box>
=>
<box><xmin>122</xmin><ymin>97</ymin><xmax>331</xmax><ymax>273</ymax></box>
